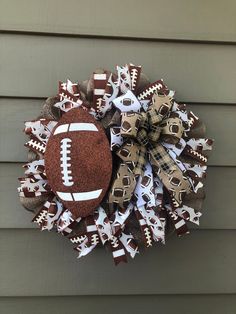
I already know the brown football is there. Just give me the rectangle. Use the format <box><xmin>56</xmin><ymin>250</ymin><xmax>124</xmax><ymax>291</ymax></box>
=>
<box><xmin>45</xmin><ymin>107</ymin><xmax>112</xmax><ymax>217</ymax></box>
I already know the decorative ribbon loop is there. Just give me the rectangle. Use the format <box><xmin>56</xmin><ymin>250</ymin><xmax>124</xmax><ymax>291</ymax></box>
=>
<box><xmin>147</xmin><ymin>92</ymin><xmax>173</xmax><ymax>124</ymax></box>
<box><xmin>120</xmin><ymin>112</ymin><xmax>142</xmax><ymax>138</ymax></box>
<box><xmin>160</xmin><ymin>116</ymin><xmax>184</xmax><ymax>144</ymax></box>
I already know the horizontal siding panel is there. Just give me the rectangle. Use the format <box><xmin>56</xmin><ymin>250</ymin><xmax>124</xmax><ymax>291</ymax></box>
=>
<box><xmin>0</xmin><ymin>0</ymin><xmax>236</xmax><ymax>42</ymax></box>
<box><xmin>1</xmin><ymin>295</ymin><xmax>236</xmax><ymax>314</ymax></box>
<box><xmin>1</xmin><ymin>99</ymin><xmax>236</xmax><ymax>165</ymax></box>
<box><xmin>1</xmin><ymin>35</ymin><xmax>236</xmax><ymax>102</ymax></box>
<box><xmin>0</xmin><ymin>229</ymin><xmax>235</xmax><ymax>296</ymax></box>
<box><xmin>1</xmin><ymin>163</ymin><xmax>236</xmax><ymax>229</ymax></box>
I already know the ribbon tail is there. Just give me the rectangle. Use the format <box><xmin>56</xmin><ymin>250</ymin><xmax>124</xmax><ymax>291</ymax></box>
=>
<box><xmin>149</xmin><ymin>143</ymin><xmax>192</xmax><ymax>209</ymax></box>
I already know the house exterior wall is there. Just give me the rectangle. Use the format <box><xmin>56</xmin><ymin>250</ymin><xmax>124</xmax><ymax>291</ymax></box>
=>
<box><xmin>0</xmin><ymin>1</ymin><xmax>236</xmax><ymax>313</ymax></box>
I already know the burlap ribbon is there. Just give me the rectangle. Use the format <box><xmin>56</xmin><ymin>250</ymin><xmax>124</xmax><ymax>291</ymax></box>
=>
<box><xmin>109</xmin><ymin>92</ymin><xmax>192</xmax><ymax>209</ymax></box>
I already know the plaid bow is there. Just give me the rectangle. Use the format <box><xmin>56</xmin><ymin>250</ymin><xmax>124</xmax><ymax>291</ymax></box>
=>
<box><xmin>109</xmin><ymin>91</ymin><xmax>192</xmax><ymax>210</ymax></box>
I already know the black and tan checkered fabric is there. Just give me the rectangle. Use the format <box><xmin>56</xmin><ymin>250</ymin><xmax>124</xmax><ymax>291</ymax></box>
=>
<box><xmin>134</xmin><ymin>145</ymin><xmax>147</xmax><ymax>176</ymax></box>
<box><xmin>149</xmin><ymin>143</ymin><xmax>176</xmax><ymax>174</ymax></box>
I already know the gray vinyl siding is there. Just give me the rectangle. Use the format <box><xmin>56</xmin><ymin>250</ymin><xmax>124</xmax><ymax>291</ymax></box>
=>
<box><xmin>0</xmin><ymin>1</ymin><xmax>236</xmax><ymax>313</ymax></box>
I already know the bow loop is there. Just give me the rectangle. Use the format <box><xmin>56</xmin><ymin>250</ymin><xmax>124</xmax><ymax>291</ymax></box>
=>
<box><xmin>160</xmin><ymin>116</ymin><xmax>184</xmax><ymax>144</ymax></box>
<box><xmin>147</xmin><ymin>92</ymin><xmax>173</xmax><ymax>125</ymax></box>
<box><xmin>118</xmin><ymin>91</ymin><xmax>182</xmax><ymax>146</ymax></box>
<box><xmin>120</xmin><ymin>112</ymin><xmax>142</xmax><ymax>138</ymax></box>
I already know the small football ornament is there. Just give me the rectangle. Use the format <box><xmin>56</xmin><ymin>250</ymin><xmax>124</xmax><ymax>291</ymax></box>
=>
<box><xmin>45</xmin><ymin>107</ymin><xmax>112</xmax><ymax>217</ymax></box>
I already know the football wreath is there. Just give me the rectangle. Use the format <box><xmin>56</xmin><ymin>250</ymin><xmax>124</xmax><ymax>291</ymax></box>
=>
<box><xmin>18</xmin><ymin>63</ymin><xmax>213</xmax><ymax>265</ymax></box>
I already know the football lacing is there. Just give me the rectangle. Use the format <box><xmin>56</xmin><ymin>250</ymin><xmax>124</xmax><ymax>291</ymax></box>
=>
<box><xmin>60</xmin><ymin>138</ymin><xmax>74</xmax><ymax>186</ymax></box>
<box><xmin>138</xmin><ymin>83</ymin><xmax>163</xmax><ymax>100</ymax></box>
<box><xmin>130</xmin><ymin>68</ymin><xmax>138</xmax><ymax>90</ymax></box>
<box><xmin>27</xmin><ymin>139</ymin><xmax>46</xmax><ymax>153</ymax></box>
